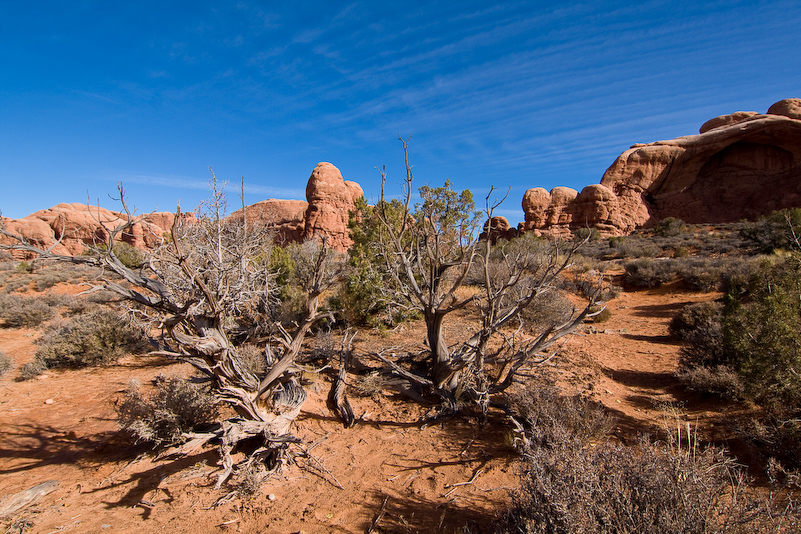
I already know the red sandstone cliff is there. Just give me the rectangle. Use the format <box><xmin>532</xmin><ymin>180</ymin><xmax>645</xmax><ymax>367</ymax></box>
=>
<box><xmin>522</xmin><ymin>98</ymin><xmax>801</xmax><ymax>237</ymax></box>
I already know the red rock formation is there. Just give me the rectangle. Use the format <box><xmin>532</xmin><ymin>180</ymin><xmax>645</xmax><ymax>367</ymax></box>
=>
<box><xmin>767</xmin><ymin>98</ymin><xmax>801</xmax><ymax>120</ymax></box>
<box><xmin>303</xmin><ymin>162</ymin><xmax>364</xmax><ymax>250</ymax></box>
<box><xmin>699</xmin><ymin>111</ymin><xmax>759</xmax><ymax>134</ymax></box>
<box><xmin>521</xmin><ymin>98</ymin><xmax>801</xmax><ymax>237</ymax></box>
<box><xmin>521</xmin><ymin>188</ymin><xmax>551</xmax><ymax>232</ymax></box>
<box><xmin>1</xmin><ymin>203</ymin><xmax>177</xmax><ymax>258</ymax></box>
<box><xmin>480</xmin><ymin>216</ymin><xmax>518</xmax><ymax>243</ymax></box>
<box><xmin>3</xmin><ymin>162</ymin><xmax>366</xmax><ymax>257</ymax></box>
<box><xmin>572</xmin><ymin>184</ymin><xmax>620</xmax><ymax>234</ymax></box>
<box><xmin>228</xmin><ymin>199</ymin><xmax>308</xmax><ymax>245</ymax></box>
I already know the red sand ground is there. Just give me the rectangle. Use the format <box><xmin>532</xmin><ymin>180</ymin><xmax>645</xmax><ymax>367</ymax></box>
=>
<box><xmin>0</xmin><ymin>279</ymin><xmax>737</xmax><ymax>533</ymax></box>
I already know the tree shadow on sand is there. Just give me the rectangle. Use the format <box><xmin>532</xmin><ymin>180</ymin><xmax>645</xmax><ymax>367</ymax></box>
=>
<box><xmin>0</xmin><ymin>423</ymin><xmax>144</xmax><ymax>475</ymax></box>
<box><xmin>363</xmin><ymin>490</ymin><xmax>506</xmax><ymax>534</ymax></box>
<box><xmin>628</xmin><ymin>300</ymin><xmax>700</xmax><ymax>319</ymax></box>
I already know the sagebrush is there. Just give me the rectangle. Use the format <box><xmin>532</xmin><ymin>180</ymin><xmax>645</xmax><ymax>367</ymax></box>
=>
<box><xmin>117</xmin><ymin>375</ymin><xmax>219</xmax><ymax>446</ymax></box>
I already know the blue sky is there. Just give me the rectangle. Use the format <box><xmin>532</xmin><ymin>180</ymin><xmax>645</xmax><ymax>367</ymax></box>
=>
<box><xmin>2</xmin><ymin>1</ymin><xmax>799</xmax><ymax>223</ymax></box>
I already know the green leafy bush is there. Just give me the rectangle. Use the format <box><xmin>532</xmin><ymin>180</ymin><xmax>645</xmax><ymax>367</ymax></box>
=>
<box><xmin>268</xmin><ymin>240</ymin><xmax>343</xmax><ymax>326</ymax></box>
<box><xmin>673</xmin><ymin>254</ymin><xmax>801</xmax><ymax>466</ymax></box>
<box><xmin>112</xmin><ymin>241</ymin><xmax>145</xmax><ymax>269</ymax></box>
<box><xmin>34</xmin><ymin>308</ymin><xmax>149</xmax><ymax>369</ymax></box>
<box><xmin>723</xmin><ymin>258</ymin><xmax>801</xmax><ymax>406</ymax></box>
<box><xmin>337</xmin><ymin>197</ymin><xmax>410</xmax><ymax>326</ymax></box>
<box><xmin>741</xmin><ymin>208</ymin><xmax>801</xmax><ymax>253</ymax></box>
<box><xmin>654</xmin><ymin>217</ymin><xmax>687</xmax><ymax>237</ymax></box>
<box><xmin>116</xmin><ymin>375</ymin><xmax>218</xmax><ymax>446</ymax></box>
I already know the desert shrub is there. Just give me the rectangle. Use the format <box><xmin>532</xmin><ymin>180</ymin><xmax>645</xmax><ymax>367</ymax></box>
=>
<box><xmin>28</xmin><ymin>264</ymin><xmax>80</xmax><ymax>291</ymax></box>
<box><xmin>87</xmin><ymin>289</ymin><xmax>120</xmax><ymax>304</ymax></box>
<box><xmin>672</xmin><ymin>245</ymin><xmax>690</xmax><ymax>258</ymax></box>
<box><xmin>32</xmin><ymin>293</ymin><xmax>93</xmax><ymax>317</ymax></box>
<box><xmin>573</xmin><ymin>227</ymin><xmax>601</xmax><ymax>242</ymax></box>
<box><xmin>723</xmin><ymin>254</ymin><xmax>801</xmax><ymax>407</ymax></box>
<box><xmin>505</xmin><ymin>381</ymin><xmax>615</xmax><ymax>449</ymax></box>
<box><xmin>0</xmin><ymin>293</ymin><xmax>55</xmax><ymax>327</ymax></box>
<box><xmin>739</xmin><ymin>413</ymin><xmax>801</xmax><ymax>469</ymax></box>
<box><xmin>0</xmin><ymin>351</ymin><xmax>12</xmax><ymax>377</ymax></box>
<box><xmin>33</xmin><ymin>272</ymin><xmax>67</xmax><ymax>291</ymax></box>
<box><xmin>623</xmin><ymin>258</ymin><xmax>676</xmax><ymax>287</ymax></box>
<box><xmin>49</xmin><ymin>294</ymin><xmax>93</xmax><ymax>315</ymax></box>
<box><xmin>112</xmin><ymin>241</ymin><xmax>145</xmax><ymax>269</ymax></box>
<box><xmin>673</xmin><ymin>255</ymin><xmax>801</xmax><ymax>466</ymax></box>
<box><xmin>741</xmin><ymin>208</ymin><xmax>801</xmax><ymax>253</ymax></box>
<box><xmin>591</xmin><ymin>307</ymin><xmax>613</xmax><ymax>323</ymax></box>
<box><xmin>0</xmin><ymin>253</ymin><xmax>15</xmax><ymax>272</ymax></box>
<box><xmin>17</xmin><ymin>356</ymin><xmax>47</xmax><ymax>380</ymax></box>
<box><xmin>86</xmin><ymin>241</ymin><xmax>145</xmax><ymax>269</ymax></box>
<box><xmin>34</xmin><ymin>308</ymin><xmax>149</xmax><ymax>369</ymax></box>
<box><xmin>670</xmin><ymin>301</ymin><xmax>725</xmax><ymax>368</ymax></box>
<box><xmin>500</xmin><ymin>435</ymin><xmax>792</xmax><ymax>534</ymax></box>
<box><xmin>1</xmin><ymin>278</ymin><xmax>29</xmax><ymax>293</ymax></box>
<box><xmin>521</xmin><ymin>289</ymin><xmax>576</xmax><ymax>331</ymax></box>
<box><xmin>569</xmin><ymin>253</ymin><xmax>607</xmax><ymax>274</ymax></box>
<box><xmin>676</xmin><ymin>365</ymin><xmax>745</xmax><ymax>399</ymax></box>
<box><xmin>610</xmin><ymin>236</ymin><xmax>661</xmax><ymax>259</ymax></box>
<box><xmin>116</xmin><ymin>375</ymin><xmax>218</xmax><ymax>446</ymax></box>
<box><xmin>673</xmin><ymin>256</ymin><xmax>760</xmax><ymax>292</ymax></box>
<box><xmin>15</xmin><ymin>261</ymin><xmax>32</xmax><ymax>273</ymax></box>
<box><xmin>501</xmin><ymin>386</ymin><xmax>793</xmax><ymax>533</ymax></box>
<box><xmin>237</xmin><ymin>343</ymin><xmax>268</xmax><ymax>376</ymax></box>
<box><xmin>654</xmin><ymin>217</ymin><xmax>687</xmax><ymax>237</ymax></box>
<box><xmin>674</xmin><ymin>257</ymin><xmax>724</xmax><ymax>291</ymax></box>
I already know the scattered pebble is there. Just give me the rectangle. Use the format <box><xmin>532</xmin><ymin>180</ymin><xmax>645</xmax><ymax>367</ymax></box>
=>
<box><xmin>267</xmin><ymin>493</ymin><xmax>276</xmax><ymax>501</ymax></box>
<box><xmin>36</xmin><ymin>375</ymin><xmax>49</xmax><ymax>380</ymax></box>
<box><xmin>44</xmin><ymin>398</ymin><xmax>54</xmax><ymax>405</ymax></box>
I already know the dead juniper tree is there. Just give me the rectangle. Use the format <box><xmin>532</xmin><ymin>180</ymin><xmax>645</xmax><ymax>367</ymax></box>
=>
<box><xmin>369</xmin><ymin>137</ymin><xmax>603</xmax><ymax>412</ymax></box>
<box><xmin>0</xmin><ymin>177</ymin><xmax>342</xmax><ymax>488</ymax></box>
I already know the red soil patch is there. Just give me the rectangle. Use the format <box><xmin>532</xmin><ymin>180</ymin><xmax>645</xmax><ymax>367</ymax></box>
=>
<box><xmin>0</xmin><ymin>279</ymin><xmax>739</xmax><ymax>533</ymax></box>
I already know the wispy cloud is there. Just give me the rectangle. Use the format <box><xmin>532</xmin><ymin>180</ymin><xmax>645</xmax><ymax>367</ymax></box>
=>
<box><xmin>122</xmin><ymin>173</ymin><xmax>305</xmax><ymax>200</ymax></box>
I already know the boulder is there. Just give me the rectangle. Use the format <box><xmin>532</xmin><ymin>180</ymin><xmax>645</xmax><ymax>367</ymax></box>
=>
<box><xmin>480</xmin><ymin>216</ymin><xmax>518</xmax><ymax>243</ymax></box>
<box><xmin>767</xmin><ymin>98</ymin><xmax>801</xmax><ymax>120</ymax></box>
<box><xmin>521</xmin><ymin>188</ymin><xmax>551</xmax><ymax>232</ymax></box>
<box><xmin>699</xmin><ymin>111</ymin><xmax>759</xmax><ymax>134</ymax></box>
<box><xmin>228</xmin><ymin>199</ymin><xmax>308</xmax><ymax>245</ymax></box>
<box><xmin>572</xmin><ymin>184</ymin><xmax>621</xmax><ymax>234</ymax></box>
<box><xmin>303</xmin><ymin>162</ymin><xmax>364</xmax><ymax>250</ymax></box>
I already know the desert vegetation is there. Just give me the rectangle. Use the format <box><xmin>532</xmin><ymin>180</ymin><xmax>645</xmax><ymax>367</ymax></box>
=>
<box><xmin>2</xmin><ymin>175</ymin><xmax>801</xmax><ymax>531</ymax></box>
<box><xmin>668</xmin><ymin>211</ymin><xmax>801</xmax><ymax>471</ymax></box>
